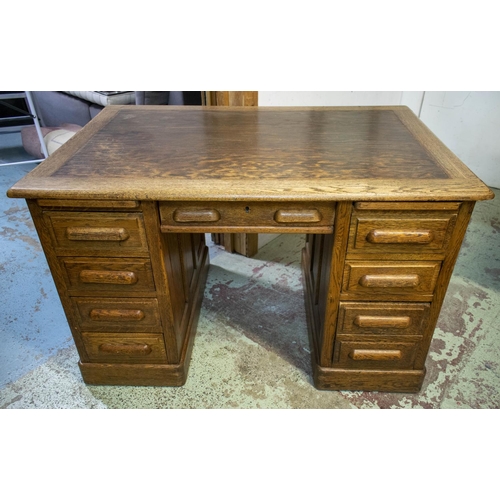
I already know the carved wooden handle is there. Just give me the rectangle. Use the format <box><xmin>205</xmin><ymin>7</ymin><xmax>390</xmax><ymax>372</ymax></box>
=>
<box><xmin>89</xmin><ymin>309</ymin><xmax>145</xmax><ymax>321</ymax></box>
<box><xmin>66</xmin><ymin>227</ymin><xmax>130</xmax><ymax>241</ymax></box>
<box><xmin>358</xmin><ymin>274</ymin><xmax>420</xmax><ymax>288</ymax></box>
<box><xmin>349</xmin><ymin>349</ymin><xmax>402</xmax><ymax>361</ymax></box>
<box><xmin>98</xmin><ymin>343</ymin><xmax>152</xmax><ymax>355</ymax></box>
<box><xmin>366</xmin><ymin>229</ymin><xmax>434</xmax><ymax>244</ymax></box>
<box><xmin>274</xmin><ymin>209</ymin><xmax>322</xmax><ymax>223</ymax></box>
<box><xmin>79</xmin><ymin>270</ymin><xmax>138</xmax><ymax>285</ymax></box>
<box><xmin>354</xmin><ymin>315</ymin><xmax>411</xmax><ymax>329</ymax></box>
<box><xmin>173</xmin><ymin>209</ymin><xmax>221</xmax><ymax>223</ymax></box>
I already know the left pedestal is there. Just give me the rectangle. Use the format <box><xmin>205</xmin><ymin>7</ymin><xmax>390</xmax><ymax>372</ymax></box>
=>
<box><xmin>27</xmin><ymin>199</ymin><xmax>209</xmax><ymax>386</ymax></box>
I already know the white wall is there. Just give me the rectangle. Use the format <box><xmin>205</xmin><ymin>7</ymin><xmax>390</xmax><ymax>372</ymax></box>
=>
<box><xmin>419</xmin><ymin>92</ymin><xmax>500</xmax><ymax>188</ymax></box>
<box><xmin>258</xmin><ymin>91</ymin><xmax>499</xmax><ymax>188</ymax></box>
<box><xmin>258</xmin><ymin>91</ymin><xmax>424</xmax><ymax>114</ymax></box>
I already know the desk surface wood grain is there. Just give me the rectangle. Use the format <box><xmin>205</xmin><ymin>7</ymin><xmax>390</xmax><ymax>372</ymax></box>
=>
<box><xmin>8</xmin><ymin>106</ymin><xmax>493</xmax><ymax>202</ymax></box>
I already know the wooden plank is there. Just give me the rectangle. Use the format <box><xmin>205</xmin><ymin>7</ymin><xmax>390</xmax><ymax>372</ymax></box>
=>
<box><xmin>317</xmin><ymin>201</ymin><xmax>352</xmax><ymax>366</ymax></box>
<box><xmin>141</xmin><ymin>201</ymin><xmax>179</xmax><ymax>363</ymax></box>
<box><xmin>313</xmin><ymin>365</ymin><xmax>426</xmax><ymax>392</ymax></box>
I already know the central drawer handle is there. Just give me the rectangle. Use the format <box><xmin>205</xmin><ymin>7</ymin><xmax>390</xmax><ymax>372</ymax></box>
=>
<box><xmin>66</xmin><ymin>227</ymin><xmax>130</xmax><ymax>241</ymax></box>
<box><xmin>366</xmin><ymin>229</ymin><xmax>434</xmax><ymax>244</ymax></box>
<box><xmin>173</xmin><ymin>208</ymin><xmax>220</xmax><ymax>223</ymax></box>
<box><xmin>98</xmin><ymin>343</ymin><xmax>152</xmax><ymax>355</ymax></box>
<box><xmin>349</xmin><ymin>349</ymin><xmax>402</xmax><ymax>361</ymax></box>
<box><xmin>274</xmin><ymin>209</ymin><xmax>322</xmax><ymax>224</ymax></box>
<box><xmin>79</xmin><ymin>270</ymin><xmax>138</xmax><ymax>285</ymax></box>
<box><xmin>89</xmin><ymin>309</ymin><xmax>145</xmax><ymax>321</ymax></box>
<box><xmin>354</xmin><ymin>315</ymin><xmax>411</xmax><ymax>328</ymax></box>
<box><xmin>359</xmin><ymin>274</ymin><xmax>420</xmax><ymax>288</ymax></box>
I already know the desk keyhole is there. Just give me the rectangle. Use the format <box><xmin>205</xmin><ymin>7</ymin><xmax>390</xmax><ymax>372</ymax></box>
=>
<box><xmin>245</xmin><ymin>206</ymin><xmax>250</xmax><ymax>213</ymax></box>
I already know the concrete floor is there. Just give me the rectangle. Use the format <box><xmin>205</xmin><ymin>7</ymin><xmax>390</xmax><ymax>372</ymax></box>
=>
<box><xmin>1</xmin><ymin>130</ymin><xmax>499</xmax><ymax>408</ymax></box>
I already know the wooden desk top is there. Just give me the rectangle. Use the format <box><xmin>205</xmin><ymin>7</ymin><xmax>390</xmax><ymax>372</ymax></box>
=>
<box><xmin>8</xmin><ymin>106</ymin><xmax>493</xmax><ymax>202</ymax></box>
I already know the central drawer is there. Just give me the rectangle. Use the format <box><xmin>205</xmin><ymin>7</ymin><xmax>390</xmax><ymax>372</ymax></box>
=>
<box><xmin>159</xmin><ymin>201</ymin><xmax>335</xmax><ymax>233</ymax></box>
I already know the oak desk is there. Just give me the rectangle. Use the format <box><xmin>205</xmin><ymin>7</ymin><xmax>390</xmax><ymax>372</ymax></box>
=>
<box><xmin>8</xmin><ymin>106</ymin><xmax>494</xmax><ymax>392</ymax></box>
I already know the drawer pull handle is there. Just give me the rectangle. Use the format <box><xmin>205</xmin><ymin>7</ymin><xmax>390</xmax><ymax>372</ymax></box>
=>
<box><xmin>98</xmin><ymin>343</ymin><xmax>152</xmax><ymax>355</ymax></box>
<box><xmin>349</xmin><ymin>349</ymin><xmax>402</xmax><ymax>361</ymax></box>
<box><xmin>66</xmin><ymin>227</ymin><xmax>130</xmax><ymax>241</ymax></box>
<box><xmin>359</xmin><ymin>274</ymin><xmax>420</xmax><ymax>288</ymax></box>
<box><xmin>89</xmin><ymin>309</ymin><xmax>145</xmax><ymax>321</ymax></box>
<box><xmin>274</xmin><ymin>209</ymin><xmax>322</xmax><ymax>224</ymax></box>
<box><xmin>173</xmin><ymin>209</ymin><xmax>220</xmax><ymax>223</ymax></box>
<box><xmin>366</xmin><ymin>229</ymin><xmax>434</xmax><ymax>244</ymax></box>
<box><xmin>354</xmin><ymin>315</ymin><xmax>411</xmax><ymax>329</ymax></box>
<box><xmin>80</xmin><ymin>270</ymin><xmax>138</xmax><ymax>285</ymax></box>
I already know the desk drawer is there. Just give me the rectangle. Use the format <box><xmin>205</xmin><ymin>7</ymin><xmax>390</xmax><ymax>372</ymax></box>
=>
<box><xmin>342</xmin><ymin>261</ymin><xmax>441</xmax><ymax>296</ymax></box>
<box><xmin>61</xmin><ymin>258</ymin><xmax>156</xmax><ymax>295</ymax></box>
<box><xmin>43</xmin><ymin>211</ymin><xmax>149</xmax><ymax>255</ymax></box>
<box><xmin>159</xmin><ymin>201</ymin><xmax>335</xmax><ymax>233</ymax></box>
<box><xmin>337</xmin><ymin>302</ymin><xmax>430</xmax><ymax>336</ymax></box>
<box><xmin>333</xmin><ymin>338</ymin><xmax>420</xmax><ymax>370</ymax></box>
<box><xmin>72</xmin><ymin>297</ymin><xmax>162</xmax><ymax>332</ymax></box>
<box><xmin>348</xmin><ymin>202</ymin><xmax>458</xmax><ymax>257</ymax></box>
<box><xmin>82</xmin><ymin>332</ymin><xmax>167</xmax><ymax>364</ymax></box>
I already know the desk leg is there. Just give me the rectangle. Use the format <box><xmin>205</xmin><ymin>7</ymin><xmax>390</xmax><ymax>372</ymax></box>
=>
<box><xmin>302</xmin><ymin>201</ymin><xmax>352</xmax><ymax>387</ymax></box>
<box><xmin>25</xmin><ymin>199</ymin><xmax>212</xmax><ymax>387</ymax></box>
<box><xmin>302</xmin><ymin>202</ymin><xmax>426</xmax><ymax>392</ymax></box>
<box><xmin>302</xmin><ymin>203</ymin><xmax>427</xmax><ymax>392</ymax></box>
<box><xmin>211</xmin><ymin>233</ymin><xmax>259</xmax><ymax>257</ymax></box>
<box><xmin>77</xmin><ymin>201</ymin><xmax>210</xmax><ymax>385</ymax></box>
<box><xmin>79</xmin><ymin>232</ymin><xmax>210</xmax><ymax>386</ymax></box>
<box><xmin>302</xmin><ymin>201</ymin><xmax>475</xmax><ymax>392</ymax></box>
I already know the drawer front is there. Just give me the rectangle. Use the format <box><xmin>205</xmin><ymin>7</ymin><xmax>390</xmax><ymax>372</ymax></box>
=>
<box><xmin>82</xmin><ymin>332</ymin><xmax>167</xmax><ymax>364</ymax></box>
<box><xmin>62</xmin><ymin>258</ymin><xmax>156</xmax><ymax>295</ymax></box>
<box><xmin>159</xmin><ymin>201</ymin><xmax>335</xmax><ymax>233</ymax></box>
<box><xmin>338</xmin><ymin>302</ymin><xmax>430</xmax><ymax>336</ymax></box>
<box><xmin>333</xmin><ymin>338</ymin><xmax>420</xmax><ymax>369</ymax></box>
<box><xmin>343</xmin><ymin>261</ymin><xmax>441</xmax><ymax>296</ymax></box>
<box><xmin>348</xmin><ymin>204</ymin><xmax>458</xmax><ymax>256</ymax></box>
<box><xmin>43</xmin><ymin>212</ymin><xmax>149</xmax><ymax>255</ymax></box>
<box><xmin>73</xmin><ymin>298</ymin><xmax>162</xmax><ymax>332</ymax></box>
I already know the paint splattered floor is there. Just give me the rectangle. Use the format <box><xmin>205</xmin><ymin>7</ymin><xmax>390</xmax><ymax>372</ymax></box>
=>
<box><xmin>1</xmin><ymin>132</ymin><xmax>499</xmax><ymax>409</ymax></box>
